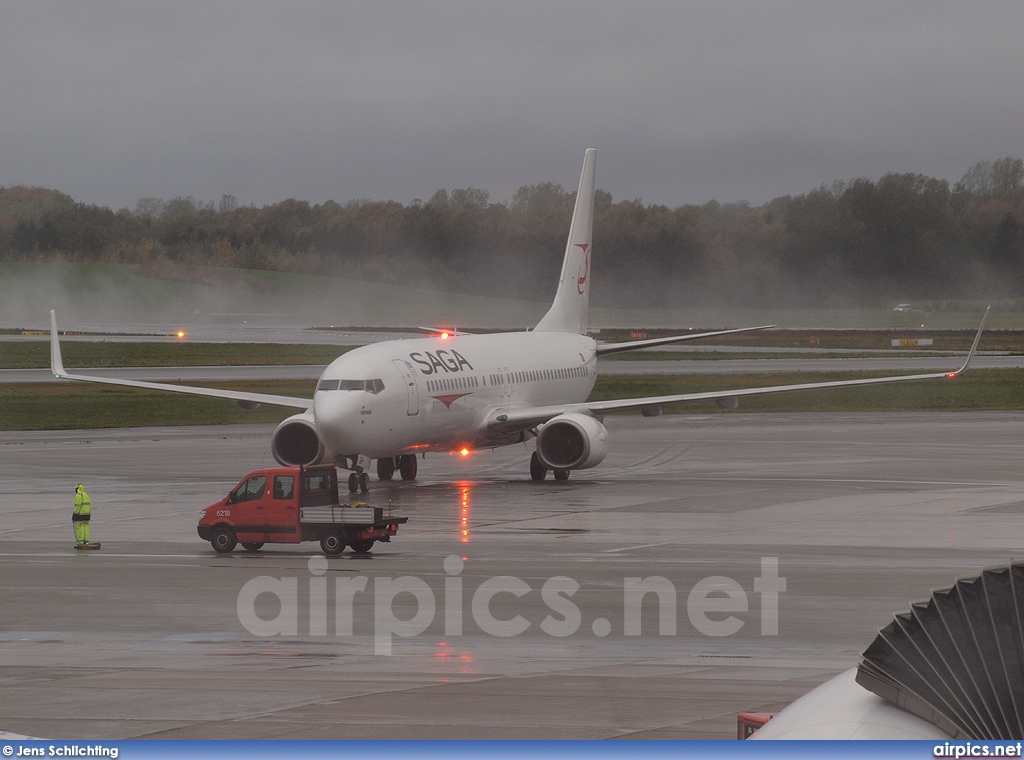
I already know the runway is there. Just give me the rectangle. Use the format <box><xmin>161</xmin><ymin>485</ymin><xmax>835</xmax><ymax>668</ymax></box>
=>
<box><xmin>1</xmin><ymin>413</ymin><xmax>1023</xmax><ymax>739</ymax></box>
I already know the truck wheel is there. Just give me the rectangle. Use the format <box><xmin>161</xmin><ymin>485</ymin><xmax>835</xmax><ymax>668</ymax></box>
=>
<box><xmin>320</xmin><ymin>530</ymin><xmax>345</xmax><ymax>556</ymax></box>
<box><xmin>241</xmin><ymin>542</ymin><xmax>264</xmax><ymax>552</ymax></box>
<box><xmin>211</xmin><ymin>526</ymin><xmax>237</xmax><ymax>553</ymax></box>
<box><xmin>350</xmin><ymin>539</ymin><xmax>374</xmax><ymax>553</ymax></box>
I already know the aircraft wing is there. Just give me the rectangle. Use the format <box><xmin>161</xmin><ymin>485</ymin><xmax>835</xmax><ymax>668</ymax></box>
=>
<box><xmin>415</xmin><ymin>326</ymin><xmax>472</xmax><ymax>336</ymax></box>
<box><xmin>487</xmin><ymin>307</ymin><xmax>989</xmax><ymax>434</ymax></box>
<box><xmin>595</xmin><ymin>324</ymin><xmax>776</xmax><ymax>355</ymax></box>
<box><xmin>49</xmin><ymin>311</ymin><xmax>313</xmax><ymax>410</ymax></box>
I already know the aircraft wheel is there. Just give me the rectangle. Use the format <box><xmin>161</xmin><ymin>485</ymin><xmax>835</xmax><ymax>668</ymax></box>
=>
<box><xmin>348</xmin><ymin>472</ymin><xmax>358</xmax><ymax>493</ymax></box>
<box><xmin>553</xmin><ymin>469</ymin><xmax>570</xmax><ymax>481</ymax></box>
<box><xmin>320</xmin><ymin>530</ymin><xmax>345</xmax><ymax>556</ymax></box>
<box><xmin>241</xmin><ymin>542</ymin><xmax>264</xmax><ymax>552</ymax></box>
<box><xmin>399</xmin><ymin>454</ymin><xmax>418</xmax><ymax>480</ymax></box>
<box><xmin>377</xmin><ymin>457</ymin><xmax>396</xmax><ymax>481</ymax></box>
<box><xmin>358</xmin><ymin>471</ymin><xmax>370</xmax><ymax>493</ymax></box>
<box><xmin>211</xmin><ymin>526</ymin><xmax>237</xmax><ymax>553</ymax></box>
<box><xmin>350</xmin><ymin>539</ymin><xmax>374</xmax><ymax>553</ymax></box>
<box><xmin>530</xmin><ymin>452</ymin><xmax>547</xmax><ymax>481</ymax></box>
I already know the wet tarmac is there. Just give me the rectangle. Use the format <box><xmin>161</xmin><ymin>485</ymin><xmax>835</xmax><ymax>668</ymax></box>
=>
<box><xmin>1</xmin><ymin>413</ymin><xmax>1023</xmax><ymax>739</ymax></box>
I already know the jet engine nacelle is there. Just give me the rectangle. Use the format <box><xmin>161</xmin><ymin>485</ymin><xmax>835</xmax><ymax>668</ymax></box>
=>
<box><xmin>536</xmin><ymin>412</ymin><xmax>608</xmax><ymax>470</ymax></box>
<box><xmin>271</xmin><ymin>412</ymin><xmax>329</xmax><ymax>466</ymax></box>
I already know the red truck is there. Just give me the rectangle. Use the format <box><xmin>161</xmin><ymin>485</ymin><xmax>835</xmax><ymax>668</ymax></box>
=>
<box><xmin>197</xmin><ymin>465</ymin><xmax>407</xmax><ymax>555</ymax></box>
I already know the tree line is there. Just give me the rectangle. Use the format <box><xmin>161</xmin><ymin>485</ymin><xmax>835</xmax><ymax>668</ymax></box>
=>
<box><xmin>1</xmin><ymin>158</ymin><xmax>1022</xmax><ymax>308</ymax></box>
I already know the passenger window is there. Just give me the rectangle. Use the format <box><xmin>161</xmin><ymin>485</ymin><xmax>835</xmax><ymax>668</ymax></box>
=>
<box><xmin>273</xmin><ymin>475</ymin><xmax>294</xmax><ymax>500</ymax></box>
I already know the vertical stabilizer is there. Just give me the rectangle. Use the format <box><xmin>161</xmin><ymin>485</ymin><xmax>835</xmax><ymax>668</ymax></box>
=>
<box><xmin>534</xmin><ymin>148</ymin><xmax>596</xmax><ymax>334</ymax></box>
<box><xmin>50</xmin><ymin>309</ymin><xmax>67</xmax><ymax>377</ymax></box>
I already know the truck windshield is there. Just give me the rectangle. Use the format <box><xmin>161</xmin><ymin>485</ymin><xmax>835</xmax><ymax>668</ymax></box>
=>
<box><xmin>236</xmin><ymin>475</ymin><xmax>266</xmax><ymax>502</ymax></box>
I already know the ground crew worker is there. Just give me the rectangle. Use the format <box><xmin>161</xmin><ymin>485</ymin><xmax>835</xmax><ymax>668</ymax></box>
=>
<box><xmin>73</xmin><ymin>483</ymin><xmax>91</xmax><ymax>546</ymax></box>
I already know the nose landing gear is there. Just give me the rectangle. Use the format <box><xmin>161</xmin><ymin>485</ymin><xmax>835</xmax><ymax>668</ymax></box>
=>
<box><xmin>347</xmin><ymin>470</ymin><xmax>370</xmax><ymax>494</ymax></box>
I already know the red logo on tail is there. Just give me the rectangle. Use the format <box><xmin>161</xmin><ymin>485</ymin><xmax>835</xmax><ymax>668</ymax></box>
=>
<box><xmin>575</xmin><ymin>243</ymin><xmax>590</xmax><ymax>294</ymax></box>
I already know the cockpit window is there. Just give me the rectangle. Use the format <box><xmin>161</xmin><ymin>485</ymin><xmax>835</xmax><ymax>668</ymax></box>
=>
<box><xmin>318</xmin><ymin>378</ymin><xmax>385</xmax><ymax>393</ymax></box>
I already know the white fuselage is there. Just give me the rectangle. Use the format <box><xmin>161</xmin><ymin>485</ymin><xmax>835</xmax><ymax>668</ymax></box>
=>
<box><xmin>312</xmin><ymin>331</ymin><xmax>598</xmax><ymax>458</ymax></box>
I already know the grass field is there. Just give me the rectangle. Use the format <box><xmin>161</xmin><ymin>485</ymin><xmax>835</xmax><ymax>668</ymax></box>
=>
<box><xmin>3</xmin><ymin>370</ymin><xmax>1021</xmax><ymax>431</ymax></box>
<box><xmin>0</xmin><ymin>380</ymin><xmax>307</xmax><ymax>430</ymax></box>
<box><xmin>0</xmin><ymin>341</ymin><xmax>351</xmax><ymax>370</ymax></box>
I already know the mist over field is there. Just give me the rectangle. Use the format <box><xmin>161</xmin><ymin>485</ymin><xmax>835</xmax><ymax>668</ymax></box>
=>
<box><xmin>0</xmin><ymin>262</ymin><xmax>555</xmax><ymax>330</ymax></box>
<box><xmin>1</xmin><ymin>261</ymin><xmax>1011</xmax><ymax>332</ymax></box>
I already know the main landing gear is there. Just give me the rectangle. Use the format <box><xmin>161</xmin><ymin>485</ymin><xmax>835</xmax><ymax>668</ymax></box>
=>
<box><xmin>530</xmin><ymin>451</ymin><xmax>570</xmax><ymax>481</ymax></box>
<box><xmin>374</xmin><ymin>455</ymin><xmax>418</xmax><ymax>483</ymax></box>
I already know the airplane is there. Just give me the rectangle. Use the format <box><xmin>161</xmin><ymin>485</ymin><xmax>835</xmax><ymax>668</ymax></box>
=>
<box><xmin>49</xmin><ymin>149</ymin><xmax>990</xmax><ymax>493</ymax></box>
<box><xmin>753</xmin><ymin>561</ymin><xmax>1024</xmax><ymax>739</ymax></box>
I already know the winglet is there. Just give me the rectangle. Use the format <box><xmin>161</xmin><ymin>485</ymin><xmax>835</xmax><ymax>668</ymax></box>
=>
<box><xmin>951</xmin><ymin>306</ymin><xmax>990</xmax><ymax>376</ymax></box>
<box><xmin>50</xmin><ymin>309</ymin><xmax>67</xmax><ymax>378</ymax></box>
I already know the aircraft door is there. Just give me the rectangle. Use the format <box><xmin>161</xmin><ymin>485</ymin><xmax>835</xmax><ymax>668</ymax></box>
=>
<box><xmin>392</xmin><ymin>359</ymin><xmax>420</xmax><ymax>416</ymax></box>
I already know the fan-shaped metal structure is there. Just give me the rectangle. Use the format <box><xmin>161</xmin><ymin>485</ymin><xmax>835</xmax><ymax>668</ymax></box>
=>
<box><xmin>856</xmin><ymin>562</ymin><xmax>1024</xmax><ymax>739</ymax></box>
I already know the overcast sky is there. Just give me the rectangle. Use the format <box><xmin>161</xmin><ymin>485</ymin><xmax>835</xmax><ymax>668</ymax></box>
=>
<box><xmin>2</xmin><ymin>2</ymin><xmax>1022</xmax><ymax>211</ymax></box>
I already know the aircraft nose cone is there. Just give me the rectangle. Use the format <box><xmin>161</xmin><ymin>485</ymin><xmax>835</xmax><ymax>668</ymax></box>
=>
<box><xmin>313</xmin><ymin>392</ymin><xmax>360</xmax><ymax>453</ymax></box>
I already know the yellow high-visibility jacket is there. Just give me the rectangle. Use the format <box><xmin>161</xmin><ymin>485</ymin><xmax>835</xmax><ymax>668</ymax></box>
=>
<box><xmin>73</xmin><ymin>486</ymin><xmax>91</xmax><ymax>519</ymax></box>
